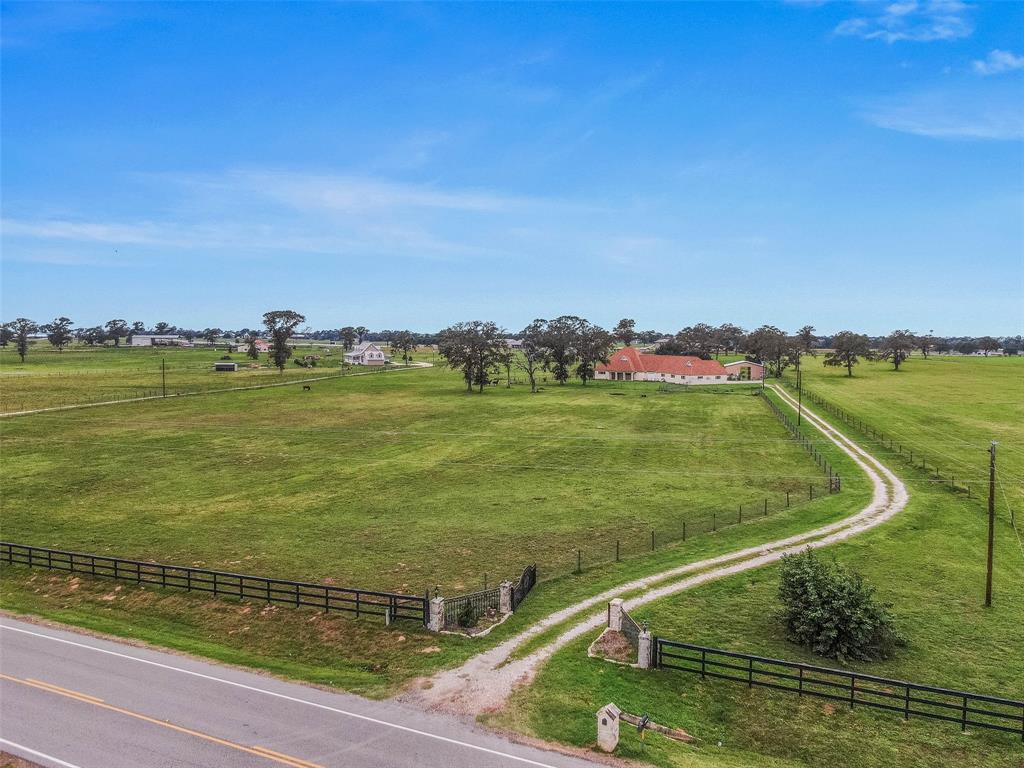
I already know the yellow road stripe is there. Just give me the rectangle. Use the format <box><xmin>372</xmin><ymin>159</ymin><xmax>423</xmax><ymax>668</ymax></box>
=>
<box><xmin>0</xmin><ymin>673</ymin><xmax>323</xmax><ymax>768</ymax></box>
<box><xmin>25</xmin><ymin>677</ymin><xmax>104</xmax><ymax>703</ymax></box>
<box><xmin>251</xmin><ymin>745</ymin><xmax>325</xmax><ymax>768</ymax></box>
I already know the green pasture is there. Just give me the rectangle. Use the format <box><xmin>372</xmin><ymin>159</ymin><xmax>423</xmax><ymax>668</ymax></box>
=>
<box><xmin>496</xmin><ymin>357</ymin><xmax>1024</xmax><ymax>768</ymax></box>
<box><xmin>786</xmin><ymin>355</ymin><xmax>1023</xmax><ymax>512</ymax></box>
<box><xmin>0</xmin><ymin>342</ymin><xmax>404</xmax><ymax>413</ymax></box>
<box><xmin>1</xmin><ymin>363</ymin><xmax>831</xmax><ymax>593</ymax></box>
<box><xmin>0</xmin><ymin>358</ymin><xmax>852</xmax><ymax>694</ymax></box>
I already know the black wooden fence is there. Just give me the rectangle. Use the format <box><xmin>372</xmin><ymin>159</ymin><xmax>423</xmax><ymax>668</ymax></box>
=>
<box><xmin>0</xmin><ymin>542</ymin><xmax>427</xmax><ymax>625</ymax></box>
<box><xmin>655</xmin><ymin>639</ymin><xmax>1024</xmax><ymax>740</ymax></box>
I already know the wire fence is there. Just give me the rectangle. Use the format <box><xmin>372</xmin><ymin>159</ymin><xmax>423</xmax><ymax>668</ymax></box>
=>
<box><xmin>781</xmin><ymin>381</ymin><xmax>1009</xmax><ymax>514</ymax></box>
<box><xmin>0</xmin><ymin>360</ymin><xmax>410</xmax><ymax>416</ymax></box>
<box><xmin>759</xmin><ymin>389</ymin><xmax>841</xmax><ymax>489</ymax></box>
<box><xmin>557</xmin><ymin>478</ymin><xmax>839</xmax><ymax>580</ymax></box>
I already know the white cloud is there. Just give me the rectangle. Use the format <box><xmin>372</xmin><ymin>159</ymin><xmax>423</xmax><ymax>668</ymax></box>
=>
<box><xmin>972</xmin><ymin>49</ymin><xmax>1024</xmax><ymax>76</ymax></box>
<box><xmin>835</xmin><ymin>0</ymin><xmax>974</xmax><ymax>43</ymax></box>
<box><xmin>862</xmin><ymin>87</ymin><xmax>1024</xmax><ymax>140</ymax></box>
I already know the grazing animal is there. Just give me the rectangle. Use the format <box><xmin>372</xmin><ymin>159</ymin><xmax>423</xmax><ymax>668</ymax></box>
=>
<box><xmin>303</xmin><ymin>385</ymin><xmax>311</xmax><ymax>391</ymax></box>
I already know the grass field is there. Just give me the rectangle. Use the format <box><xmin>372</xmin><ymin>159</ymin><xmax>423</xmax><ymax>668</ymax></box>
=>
<box><xmin>494</xmin><ymin>356</ymin><xmax>1024</xmax><ymax>768</ymax></box>
<box><xmin>786</xmin><ymin>355</ymin><xmax>1023</xmax><ymax>514</ymax></box>
<box><xmin>0</xmin><ymin>359</ymin><xmax>837</xmax><ymax>593</ymax></box>
<box><xmin>0</xmin><ymin>342</ymin><xmax>374</xmax><ymax>413</ymax></box>
<box><xmin>0</xmin><ymin>351</ymin><xmax>855</xmax><ymax>694</ymax></box>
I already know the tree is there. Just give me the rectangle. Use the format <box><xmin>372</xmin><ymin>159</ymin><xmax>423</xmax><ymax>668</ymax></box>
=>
<box><xmin>391</xmin><ymin>330</ymin><xmax>416</xmax><ymax>365</ymax></box>
<box><xmin>0</xmin><ymin>324</ymin><xmax>13</xmax><ymax>347</ymax></box>
<box><xmin>778</xmin><ymin>549</ymin><xmax>904</xmax><ymax>662</ymax></box>
<box><xmin>674</xmin><ymin>323</ymin><xmax>716</xmax><ymax>359</ymax></box>
<box><xmin>956</xmin><ymin>338</ymin><xmax>979</xmax><ymax>355</ymax></box>
<box><xmin>202</xmin><ymin>328</ymin><xmax>222</xmax><ymax>345</ymax></box>
<box><xmin>103</xmin><ymin>319</ymin><xmax>128</xmax><ymax>346</ymax></box>
<box><xmin>613</xmin><ymin>318</ymin><xmax>637</xmax><ymax>347</ymax></box>
<box><xmin>785</xmin><ymin>325</ymin><xmax>818</xmax><ymax>373</ymax></box>
<box><xmin>495</xmin><ymin>344</ymin><xmax>515</xmax><ymax>388</ymax></box>
<box><xmin>575</xmin><ymin>321</ymin><xmax>614</xmax><ymax>385</ymax></box>
<box><xmin>9</xmin><ymin>318</ymin><xmax>38</xmax><ymax>362</ymax></box>
<box><xmin>1002</xmin><ymin>335</ymin><xmax>1023</xmax><ymax>356</ymax></box>
<box><xmin>746</xmin><ymin>325</ymin><xmax>790</xmax><ymax>377</ymax></box>
<box><xmin>153</xmin><ymin>321</ymin><xmax>174</xmax><ymax>335</ymax></box>
<box><xmin>824</xmin><ymin>331</ymin><xmax>873</xmax><ymax>377</ymax></box>
<box><xmin>79</xmin><ymin>326</ymin><xmax>107</xmax><ymax>346</ymax></box>
<box><xmin>355</xmin><ymin>326</ymin><xmax>369</xmax><ymax>344</ymax></box>
<box><xmin>245</xmin><ymin>334</ymin><xmax>260</xmax><ymax>360</ymax></box>
<box><xmin>261</xmin><ymin>310</ymin><xmax>306</xmax><ymax>372</ymax></box>
<box><xmin>978</xmin><ymin>336</ymin><xmax>1000</xmax><ymax>356</ymax></box>
<box><xmin>543</xmin><ymin>315</ymin><xmax>583</xmax><ymax>385</ymax></box>
<box><xmin>876</xmin><ymin>329</ymin><xmax>915</xmax><ymax>371</ymax></box>
<box><xmin>130</xmin><ymin>321</ymin><xmax>147</xmax><ymax>335</ymax></box>
<box><xmin>43</xmin><ymin>317</ymin><xmax>74</xmax><ymax>352</ymax></box>
<box><xmin>795</xmin><ymin>325</ymin><xmax>817</xmax><ymax>354</ymax></box>
<box><xmin>715</xmin><ymin>323</ymin><xmax>746</xmax><ymax>358</ymax></box>
<box><xmin>916</xmin><ymin>331</ymin><xmax>935</xmax><ymax>359</ymax></box>
<box><xmin>437</xmin><ymin>321</ymin><xmax>505</xmax><ymax>392</ymax></box>
<box><xmin>339</xmin><ymin>326</ymin><xmax>357</xmax><ymax>350</ymax></box>
<box><xmin>517</xmin><ymin>319</ymin><xmax>550</xmax><ymax>393</ymax></box>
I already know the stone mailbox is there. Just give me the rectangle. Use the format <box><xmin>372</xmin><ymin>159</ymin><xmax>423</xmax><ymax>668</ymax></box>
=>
<box><xmin>596</xmin><ymin>702</ymin><xmax>622</xmax><ymax>752</ymax></box>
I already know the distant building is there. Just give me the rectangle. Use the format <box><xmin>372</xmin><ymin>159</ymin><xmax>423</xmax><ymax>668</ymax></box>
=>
<box><xmin>595</xmin><ymin>346</ymin><xmax>760</xmax><ymax>385</ymax></box>
<box><xmin>344</xmin><ymin>342</ymin><xmax>388</xmax><ymax>366</ymax></box>
<box><xmin>503</xmin><ymin>338</ymin><xmax>523</xmax><ymax>349</ymax></box>
<box><xmin>128</xmin><ymin>334</ymin><xmax>193</xmax><ymax>348</ymax></box>
<box><xmin>723</xmin><ymin>360</ymin><xmax>765</xmax><ymax>381</ymax></box>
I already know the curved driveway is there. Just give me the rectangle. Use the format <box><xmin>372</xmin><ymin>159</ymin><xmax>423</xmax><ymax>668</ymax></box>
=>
<box><xmin>407</xmin><ymin>385</ymin><xmax>909</xmax><ymax>715</ymax></box>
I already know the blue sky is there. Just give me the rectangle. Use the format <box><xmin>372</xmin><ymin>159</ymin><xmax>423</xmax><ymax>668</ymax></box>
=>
<box><xmin>2</xmin><ymin>1</ymin><xmax>1022</xmax><ymax>335</ymax></box>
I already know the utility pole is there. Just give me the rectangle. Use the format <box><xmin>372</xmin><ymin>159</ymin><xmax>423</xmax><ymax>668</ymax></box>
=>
<box><xmin>161</xmin><ymin>357</ymin><xmax>167</xmax><ymax>398</ymax></box>
<box><xmin>985</xmin><ymin>441</ymin><xmax>996</xmax><ymax>608</ymax></box>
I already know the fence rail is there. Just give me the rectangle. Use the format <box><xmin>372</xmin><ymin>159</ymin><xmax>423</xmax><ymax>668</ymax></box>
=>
<box><xmin>0</xmin><ymin>542</ymin><xmax>427</xmax><ymax>625</ymax></box>
<box><xmin>655</xmin><ymin>639</ymin><xmax>1024</xmax><ymax>740</ymax></box>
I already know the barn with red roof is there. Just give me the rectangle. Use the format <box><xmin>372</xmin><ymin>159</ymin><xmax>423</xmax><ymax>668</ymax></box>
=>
<box><xmin>595</xmin><ymin>347</ymin><xmax>763</xmax><ymax>385</ymax></box>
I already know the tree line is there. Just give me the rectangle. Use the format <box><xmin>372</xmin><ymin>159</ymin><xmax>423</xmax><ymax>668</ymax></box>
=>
<box><xmin>438</xmin><ymin>316</ymin><xmax>615</xmax><ymax>393</ymax></box>
<box><xmin>2</xmin><ymin>314</ymin><xmax>1019</xmax><ymax>376</ymax></box>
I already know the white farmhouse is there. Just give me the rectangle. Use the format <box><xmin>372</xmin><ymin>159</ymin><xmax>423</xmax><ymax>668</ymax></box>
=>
<box><xmin>344</xmin><ymin>342</ymin><xmax>388</xmax><ymax>366</ymax></box>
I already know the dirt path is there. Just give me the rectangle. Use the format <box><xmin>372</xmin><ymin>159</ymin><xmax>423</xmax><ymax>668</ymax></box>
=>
<box><xmin>0</xmin><ymin>362</ymin><xmax>433</xmax><ymax>418</ymax></box>
<box><xmin>401</xmin><ymin>384</ymin><xmax>909</xmax><ymax>715</ymax></box>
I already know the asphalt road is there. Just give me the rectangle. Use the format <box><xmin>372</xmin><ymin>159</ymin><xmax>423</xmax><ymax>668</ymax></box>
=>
<box><xmin>0</xmin><ymin>617</ymin><xmax>600</xmax><ymax>768</ymax></box>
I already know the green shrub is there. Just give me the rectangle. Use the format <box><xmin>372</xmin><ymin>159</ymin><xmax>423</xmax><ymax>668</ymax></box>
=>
<box><xmin>457</xmin><ymin>601</ymin><xmax>479</xmax><ymax>628</ymax></box>
<box><xmin>778</xmin><ymin>549</ymin><xmax>905</xmax><ymax>662</ymax></box>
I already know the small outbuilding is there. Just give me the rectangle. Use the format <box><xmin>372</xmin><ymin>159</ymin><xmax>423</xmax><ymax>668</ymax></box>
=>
<box><xmin>723</xmin><ymin>360</ymin><xmax>765</xmax><ymax>381</ymax></box>
<box><xmin>213</xmin><ymin>361</ymin><xmax>238</xmax><ymax>372</ymax></box>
